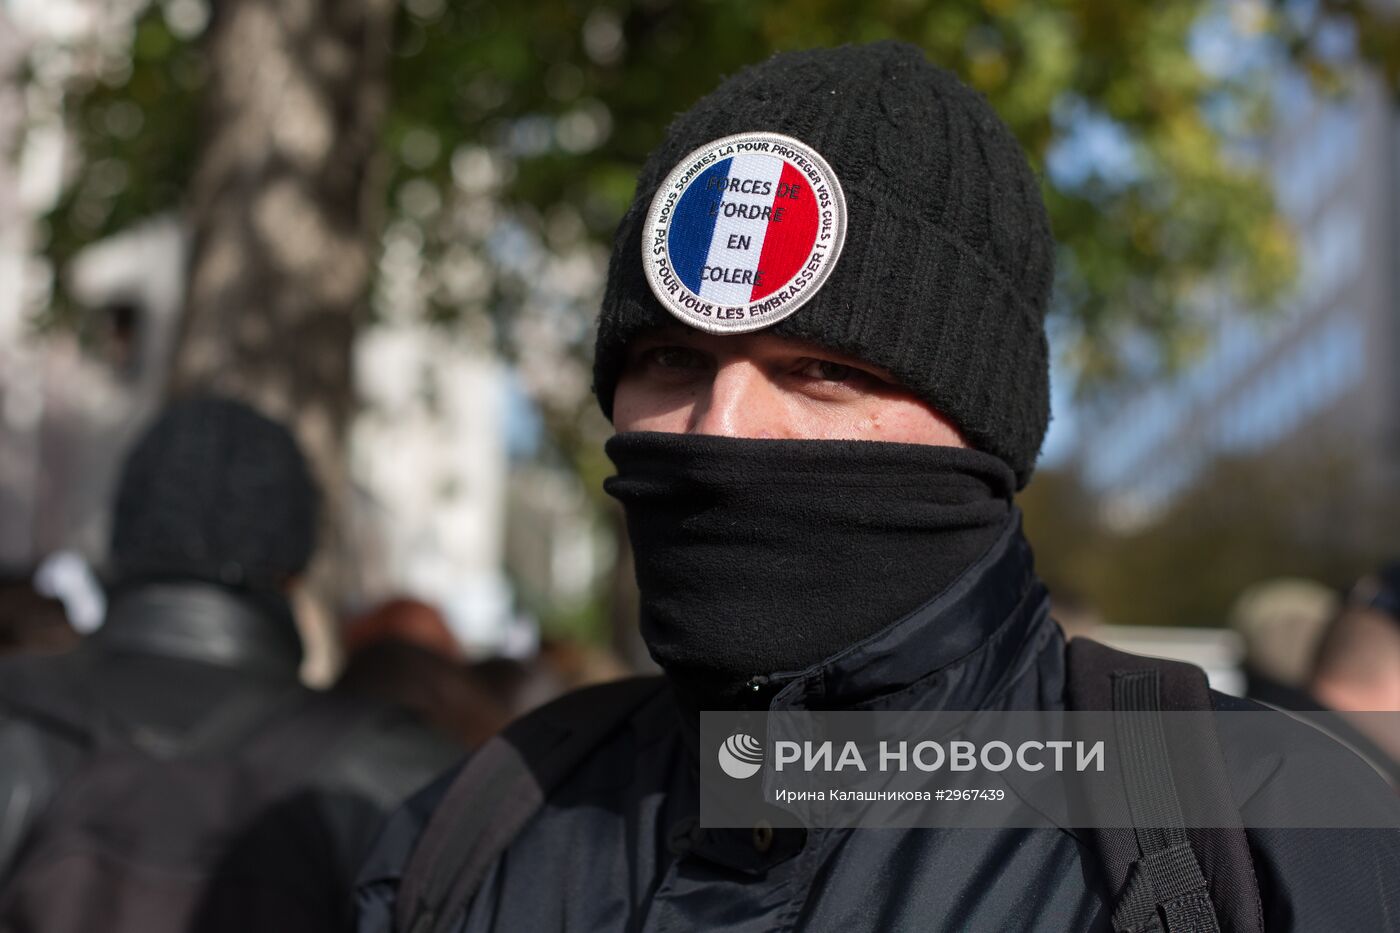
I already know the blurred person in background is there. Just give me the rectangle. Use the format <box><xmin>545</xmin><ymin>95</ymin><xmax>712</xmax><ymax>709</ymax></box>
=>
<box><xmin>465</xmin><ymin>655</ymin><xmax>552</xmax><ymax>715</ymax></box>
<box><xmin>459</xmin><ymin>640</ymin><xmax>634</xmax><ymax>721</ymax></box>
<box><xmin>0</xmin><ymin>395</ymin><xmax>459</xmax><ymax>932</ymax></box>
<box><xmin>1305</xmin><ymin>564</ymin><xmax>1400</xmax><ymax>786</ymax></box>
<box><xmin>535</xmin><ymin>637</ymin><xmax>632</xmax><ymax>695</ymax></box>
<box><xmin>0</xmin><ymin>571</ymin><xmax>79</xmax><ymax>657</ymax></box>
<box><xmin>442</xmin><ymin>640</ymin><xmax>635</xmax><ymax>724</ymax></box>
<box><xmin>337</xmin><ymin>597</ymin><xmax>512</xmax><ymax>747</ymax></box>
<box><xmin>1229</xmin><ymin>577</ymin><xmax>1338</xmax><ymax>710</ymax></box>
<box><xmin>358</xmin><ymin>43</ymin><xmax>1400</xmax><ymax>933</ymax></box>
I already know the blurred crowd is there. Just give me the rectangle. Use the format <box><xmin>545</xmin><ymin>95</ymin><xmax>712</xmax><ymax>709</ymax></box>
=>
<box><xmin>0</xmin><ymin>398</ymin><xmax>629</xmax><ymax>732</ymax></box>
<box><xmin>1056</xmin><ymin>565</ymin><xmax>1400</xmax><ymax>788</ymax></box>
<box><xmin>0</xmin><ymin>395</ymin><xmax>627</xmax><ymax>931</ymax></box>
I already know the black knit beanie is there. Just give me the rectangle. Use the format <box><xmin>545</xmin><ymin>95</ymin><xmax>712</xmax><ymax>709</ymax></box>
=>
<box><xmin>109</xmin><ymin>395</ymin><xmax>318</xmax><ymax>592</ymax></box>
<box><xmin>592</xmin><ymin>40</ymin><xmax>1054</xmax><ymax>487</ymax></box>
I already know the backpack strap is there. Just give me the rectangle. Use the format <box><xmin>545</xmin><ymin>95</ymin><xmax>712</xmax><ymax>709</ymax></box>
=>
<box><xmin>395</xmin><ymin>676</ymin><xmax>666</xmax><ymax>933</ymax></box>
<box><xmin>1066</xmin><ymin>638</ymin><xmax>1263</xmax><ymax>933</ymax></box>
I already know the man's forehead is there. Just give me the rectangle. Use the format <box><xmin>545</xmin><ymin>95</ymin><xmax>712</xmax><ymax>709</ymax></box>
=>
<box><xmin>628</xmin><ymin>324</ymin><xmax>899</xmax><ymax>376</ymax></box>
<box><xmin>633</xmin><ymin>323</ymin><xmax>843</xmax><ymax>355</ymax></box>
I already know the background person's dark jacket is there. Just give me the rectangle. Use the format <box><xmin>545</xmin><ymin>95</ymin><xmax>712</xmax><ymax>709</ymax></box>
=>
<box><xmin>0</xmin><ymin>581</ymin><xmax>462</xmax><ymax>929</ymax></box>
<box><xmin>357</xmin><ymin>519</ymin><xmax>1400</xmax><ymax>932</ymax></box>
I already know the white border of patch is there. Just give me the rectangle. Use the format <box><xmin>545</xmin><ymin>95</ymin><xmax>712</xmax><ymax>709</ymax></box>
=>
<box><xmin>640</xmin><ymin>132</ymin><xmax>848</xmax><ymax>335</ymax></box>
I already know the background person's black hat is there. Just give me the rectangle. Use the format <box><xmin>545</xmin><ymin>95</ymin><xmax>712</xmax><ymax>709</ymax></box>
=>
<box><xmin>592</xmin><ymin>40</ymin><xmax>1055</xmax><ymax>487</ymax></box>
<box><xmin>109</xmin><ymin>395</ymin><xmax>319</xmax><ymax>592</ymax></box>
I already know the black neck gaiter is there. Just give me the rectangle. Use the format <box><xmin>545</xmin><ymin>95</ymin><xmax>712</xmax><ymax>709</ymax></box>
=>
<box><xmin>604</xmin><ymin>432</ymin><xmax>1015</xmax><ymax>707</ymax></box>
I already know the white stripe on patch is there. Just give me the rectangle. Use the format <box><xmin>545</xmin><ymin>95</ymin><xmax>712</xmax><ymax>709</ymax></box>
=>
<box><xmin>696</xmin><ymin>152</ymin><xmax>786</xmax><ymax>305</ymax></box>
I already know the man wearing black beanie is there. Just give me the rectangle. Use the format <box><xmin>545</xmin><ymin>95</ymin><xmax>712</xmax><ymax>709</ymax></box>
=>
<box><xmin>0</xmin><ymin>396</ymin><xmax>458</xmax><ymax>932</ymax></box>
<box><xmin>359</xmin><ymin>42</ymin><xmax>1400</xmax><ymax>933</ymax></box>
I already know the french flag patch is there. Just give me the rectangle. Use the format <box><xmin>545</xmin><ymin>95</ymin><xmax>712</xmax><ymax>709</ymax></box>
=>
<box><xmin>642</xmin><ymin>132</ymin><xmax>847</xmax><ymax>334</ymax></box>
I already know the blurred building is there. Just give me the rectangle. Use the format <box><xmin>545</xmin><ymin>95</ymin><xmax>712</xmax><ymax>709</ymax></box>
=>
<box><xmin>504</xmin><ymin>463</ymin><xmax>609</xmax><ymax>619</ymax></box>
<box><xmin>0</xmin><ymin>0</ymin><xmax>184</xmax><ymax>569</ymax></box>
<box><xmin>0</xmin><ymin>218</ymin><xmax>184</xmax><ymax>569</ymax></box>
<box><xmin>1072</xmin><ymin>65</ymin><xmax>1399</xmax><ymax>528</ymax></box>
<box><xmin>351</xmin><ymin>324</ymin><xmax>519</xmax><ymax>654</ymax></box>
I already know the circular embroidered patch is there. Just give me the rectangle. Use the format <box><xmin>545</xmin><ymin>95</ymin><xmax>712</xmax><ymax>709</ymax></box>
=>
<box><xmin>641</xmin><ymin>132</ymin><xmax>848</xmax><ymax>334</ymax></box>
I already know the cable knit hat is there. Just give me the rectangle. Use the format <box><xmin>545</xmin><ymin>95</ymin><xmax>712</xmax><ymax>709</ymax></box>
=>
<box><xmin>109</xmin><ymin>395</ymin><xmax>318</xmax><ymax>590</ymax></box>
<box><xmin>593</xmin><ymin>40</ymin><xmax>1054</xmax><ymax>487</ymax></box>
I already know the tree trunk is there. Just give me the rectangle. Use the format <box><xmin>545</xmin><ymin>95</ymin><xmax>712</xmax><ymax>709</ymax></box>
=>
<box><xmin>169</xmin><ymin>0</ymin><xmax>397</xmax><ymax>682</ymax></box>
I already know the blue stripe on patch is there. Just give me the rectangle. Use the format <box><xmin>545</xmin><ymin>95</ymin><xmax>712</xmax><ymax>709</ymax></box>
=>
<box><xmin>668</xmin><ymin>157</ymin><xmax>732</xmax><ymax>295</ymax></box>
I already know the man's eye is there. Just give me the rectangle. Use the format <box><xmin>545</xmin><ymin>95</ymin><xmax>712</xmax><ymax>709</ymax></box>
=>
<box><xmin>796</xmin><ymin>359</ymin><xmax>857</xmax><ymax>382</ymax></box>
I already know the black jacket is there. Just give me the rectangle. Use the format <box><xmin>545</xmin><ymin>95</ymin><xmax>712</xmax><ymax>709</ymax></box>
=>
<box><xmin>358</xmin><ymin>520</ymin><xmax>1400</xmax><ymax>932</ymax></box>
<box><xmin>0</xmin><ymin>582</ymin><xmax>462</xmax><ymax>925</ymax></box>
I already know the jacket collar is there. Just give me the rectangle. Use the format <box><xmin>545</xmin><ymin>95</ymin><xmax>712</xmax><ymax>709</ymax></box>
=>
<box><xmin>92</xmin><ymin>581</ymin><xmax>303</xmax><ymax>679</ymax></box>
<box><xmin>762</xmin><ymin>510</ymin><xmax>1052</xmax><ymax>714</ymax></box>
<box><xmin>668</xmin><ymin>512</ymin><xmax>1058</xmax><ymax>876</ymax></box>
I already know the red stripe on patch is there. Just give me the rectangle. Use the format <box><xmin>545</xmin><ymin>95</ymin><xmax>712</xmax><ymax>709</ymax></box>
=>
<box><xmin>749</xmin><ymin>161</ymin><xmax>820</xmax><ymax>302</ymax></box>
